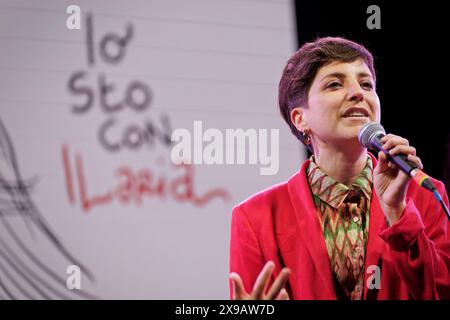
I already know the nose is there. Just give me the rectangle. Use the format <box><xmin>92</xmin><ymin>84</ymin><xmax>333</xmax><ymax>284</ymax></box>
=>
<box><xmin>347</xmin><ymin>82</ymin><xmax>365</xmax><ymax>103</ymax></box>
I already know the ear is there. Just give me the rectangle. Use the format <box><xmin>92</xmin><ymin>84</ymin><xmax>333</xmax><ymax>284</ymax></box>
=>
<box><xmin>290</xmin><ymin>107</ymin><xmax>308</xmax><ymax>133</ymax></box>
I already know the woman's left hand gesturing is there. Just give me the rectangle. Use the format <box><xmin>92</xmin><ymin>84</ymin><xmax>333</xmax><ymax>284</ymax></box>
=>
<box><xmin>373</xmin><ymin>134</ymin><xmax>423</xmax><ymax>225</ymax></box>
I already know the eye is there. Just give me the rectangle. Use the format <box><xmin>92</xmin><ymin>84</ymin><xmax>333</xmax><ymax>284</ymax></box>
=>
<box><xmin>326</xmin><ymin>81</ymin><xmax>342</xmax><ymax>89</ymax></box>
<box><xmin>361</xmin><ymin>81</ymin><xmax>374</xmax><ymax>90</ymax></box>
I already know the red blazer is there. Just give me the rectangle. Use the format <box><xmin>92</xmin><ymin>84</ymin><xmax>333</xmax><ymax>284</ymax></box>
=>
<box><xmin>230</xmin><ymin>153</ymin><xmax>450</xmax><ymax>299</ymax></box>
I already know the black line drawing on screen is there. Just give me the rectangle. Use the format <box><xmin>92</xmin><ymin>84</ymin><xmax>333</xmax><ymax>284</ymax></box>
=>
<box><xmin>0</xmin><ymin>118</ymin><xmax>97</xmax><ymax>299</ymax></box>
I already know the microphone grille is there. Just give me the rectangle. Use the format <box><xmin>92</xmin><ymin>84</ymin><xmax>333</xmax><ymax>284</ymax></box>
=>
<box><xmin>358</xmin><ymin>122</ymin><xmax>386</xmax><ymax>148</ymax></box>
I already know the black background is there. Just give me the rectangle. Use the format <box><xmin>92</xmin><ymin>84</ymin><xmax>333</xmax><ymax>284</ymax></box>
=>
<box><xmin>294</xmin><ymin>0</ymin><xmax>449</xmax><ymax>194</ymax></box>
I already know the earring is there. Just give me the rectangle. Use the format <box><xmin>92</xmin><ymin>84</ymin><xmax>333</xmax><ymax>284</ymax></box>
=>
<box><xmin>302</xmin><ymin>129</ymin><xmax>311</xmax><ymax>145</ymax></box>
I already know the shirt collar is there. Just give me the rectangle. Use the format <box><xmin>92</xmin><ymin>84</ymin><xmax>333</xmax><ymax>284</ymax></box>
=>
<box><xmin>306</xmin><ymin>155</ymin><xmax>373</xmax><ymax>209</ymax></box>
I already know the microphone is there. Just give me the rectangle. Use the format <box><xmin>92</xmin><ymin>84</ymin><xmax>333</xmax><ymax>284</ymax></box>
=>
<box><xmin>358</xmin><ymin>122</ymin><xmax>449</xmax><ymax>219</ymax></box>
<box><xmin>358</xmin><ymin>122</ymin><xmax>434</xmax><ymax>191</ymax></box>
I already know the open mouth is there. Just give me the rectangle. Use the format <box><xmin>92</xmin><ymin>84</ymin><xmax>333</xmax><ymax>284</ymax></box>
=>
<box><xmin>343</xmin><ymin>113</ymin><xmax>368</xmax><ymax>118</ymax></box>
<box><xmin>342</xmin><ymin>108</ymin><xmax>369</xmax><ymax>118</ymax></box>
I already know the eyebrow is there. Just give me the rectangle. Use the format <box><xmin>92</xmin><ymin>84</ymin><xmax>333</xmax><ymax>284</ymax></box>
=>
<box><xmin>320</xmin><ymin>72</ymin><xmax>374</xmax><ymax>82</ymax></box>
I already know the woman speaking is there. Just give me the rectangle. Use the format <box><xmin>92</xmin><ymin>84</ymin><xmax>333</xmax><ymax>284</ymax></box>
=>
<box><xmin>229</xmin><ymin>37</ymin><xmax>450</xmax><ymax>300</ymax></box>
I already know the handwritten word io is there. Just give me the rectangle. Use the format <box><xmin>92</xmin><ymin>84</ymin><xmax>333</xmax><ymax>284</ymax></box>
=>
<box><xmin>62</xmin><ymin>145</ymin><xmax>231</xmax><ymax>212</ymax></box>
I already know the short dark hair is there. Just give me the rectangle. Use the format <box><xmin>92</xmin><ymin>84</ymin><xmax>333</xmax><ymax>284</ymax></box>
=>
<box><xmin>278</xmin><ymin>37</ymin><xmax>376</xmax><ymax>144</ymax></box>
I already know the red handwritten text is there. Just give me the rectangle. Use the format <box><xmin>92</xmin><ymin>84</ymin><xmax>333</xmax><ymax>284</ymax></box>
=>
<box><xmin>62</xmin><ymin>144</ymin><xmax>231</xmax><ymax>212</ymax></box>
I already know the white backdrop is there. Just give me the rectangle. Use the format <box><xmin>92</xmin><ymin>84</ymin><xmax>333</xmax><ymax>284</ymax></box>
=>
<box><xmin>0</xmin><ymin>0</ymin><xmax>304</xmax><ymax>299</ymax></box>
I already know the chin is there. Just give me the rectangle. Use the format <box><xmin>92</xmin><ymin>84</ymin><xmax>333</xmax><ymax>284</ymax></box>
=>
<box><xmin>341</xmin><ymin>118</ymin><xmax>371</xmax><ymax>133</ymax></box>
<box><xmin>340</xmin><ymin>123</ymin><xmax>361</xmax><ymax>134</ymax></box>
<box><xmin>342</xmin><ymin>117</ymin><xmax>371</xmax><ymax>125</ymax></box>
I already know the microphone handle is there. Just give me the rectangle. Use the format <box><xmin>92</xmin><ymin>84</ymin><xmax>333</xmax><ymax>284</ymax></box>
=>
<box><xmin>371</xmin><ymin>135</ymin><xmax>417</xmax><ymax>176</ymax></box>
<box><xmin>371</xmin><ymin>133</ymin><xmax>449</xmax><ymax>220</ymax></box>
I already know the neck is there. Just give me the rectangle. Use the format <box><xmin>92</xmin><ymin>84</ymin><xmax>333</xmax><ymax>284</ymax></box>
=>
<box><xmin>312</xmin><ymin>143</ymin><xmax>368</xmax><ymax>186</ymax></box>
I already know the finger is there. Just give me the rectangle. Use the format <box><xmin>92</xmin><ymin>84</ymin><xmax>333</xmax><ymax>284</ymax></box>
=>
<box><xmin>252</xmin><ymin>261</ymin><xmax>275</xmax><ymax>299</ymax></box>
<box><xmin>266</xmin><ymin>268</ymin><xmax>291</xmax><ymax>300</ymax></box>
<box><xmin>388</xmin><ymin>161</ymin><xmax>396</xmax><ymax>169</ymax></box>
<box><xmin>230</xmin><ymin>272</ymin><xmax>247</xmax><ymax>300</ymax></box>
<box><xmin>380</xmin><ymin>134</ymin><xmax>409</xmax><ymax>145</ymax></box>
<box><xmin>387</xmin><ymin>145</ymin><xmax>416</xmax><ymax>157</ymax></box>
<box><xmin>376</xmin><ymin>150</ymin><xmax>399</xmax><ymax>173</ymax></box>
<box><xmin>275</xmin><ymin>288</ymin><xmax>290</xmax><ymax>300</ymax></box>
<box><xmin>380</xmin><ymin>134</ymin><xmax>409</xmax><ymax>150</ymax></box>
<box><xmin>407</xmin><ymin>154</ymin><xmax>424</xmax><ymax>170</ymax></box>
<box><xmin>377</xmin><ymin>150</ymin><xmax>389</xmax><ymax>170</ymax></box>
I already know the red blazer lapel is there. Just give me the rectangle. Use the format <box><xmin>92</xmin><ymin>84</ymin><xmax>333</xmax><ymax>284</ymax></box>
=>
<box><xmin>363</xmin><ymin>153</ymin><xmax>387</xmax><ymax>299</ymax></box>
<box><xmin>287</xmin><ymin>159</ymin><xmax>336</xmax><ymax>299</ymax></box>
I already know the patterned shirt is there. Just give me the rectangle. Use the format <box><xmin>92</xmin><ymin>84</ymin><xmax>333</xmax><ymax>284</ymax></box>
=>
<box><xmin>306</xmin><ymin>155</ymin><xmax>373</xmax><ymax>300</ymax></box>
